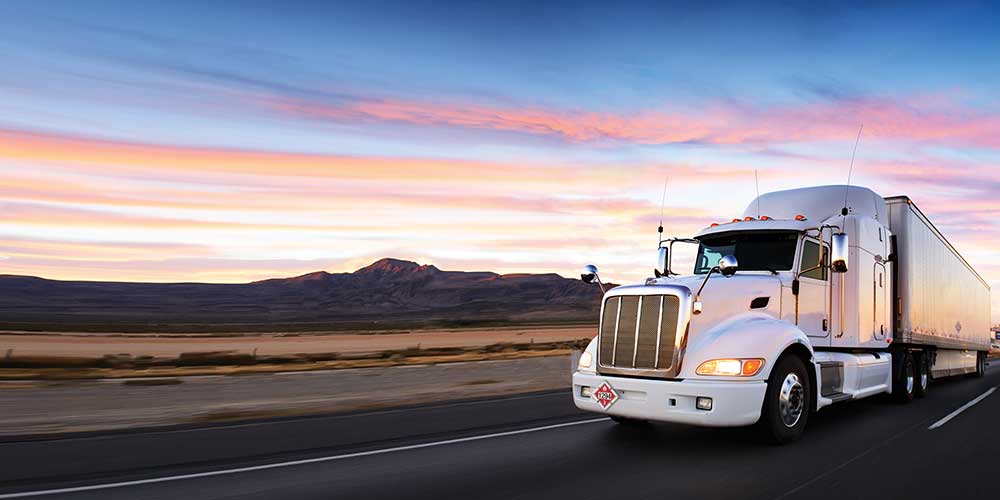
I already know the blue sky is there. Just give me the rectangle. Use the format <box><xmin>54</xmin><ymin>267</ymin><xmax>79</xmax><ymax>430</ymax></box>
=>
<box><xmin>1</xmin><ymin>0</ymin><xmax>998</xmax><ymax>318</ymax></box>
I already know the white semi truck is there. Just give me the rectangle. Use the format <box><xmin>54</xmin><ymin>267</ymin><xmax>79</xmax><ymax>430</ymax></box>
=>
<box><xmin>573</xmin><ymin>185</ymin><xmax>991</xmax><ymax>443</ymax></box>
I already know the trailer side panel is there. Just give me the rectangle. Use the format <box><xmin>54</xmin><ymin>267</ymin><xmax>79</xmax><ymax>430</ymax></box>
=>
<box><xmin>886</xmin><ymin>196</ymin><xmax>990</xmax><ymax>351</ymax></box>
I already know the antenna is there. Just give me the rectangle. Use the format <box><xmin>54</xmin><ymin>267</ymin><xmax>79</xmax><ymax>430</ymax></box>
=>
<box><xmin>657</xmin><ymin>177</ymin><xmax>668</xmax><ymax>245</ymax></box>
<box><xmin>754</xmin><ymin>169</ymin><xmax>761</xmax><ymax>219</ymax></box>
<box><xmin>841</xmin><ymin>124</ymin><xmax>864</xmax><ymax>216</ymax></box>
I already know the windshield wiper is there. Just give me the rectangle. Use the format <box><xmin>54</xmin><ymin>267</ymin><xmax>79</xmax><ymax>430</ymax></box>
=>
<box><xmin>763</xmin><ymin>267</ymin><xmax>779</xmax><ymax>275</ymax></box>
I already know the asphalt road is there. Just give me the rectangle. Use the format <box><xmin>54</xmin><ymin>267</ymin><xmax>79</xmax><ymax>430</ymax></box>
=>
<box><xmin>1</xmin><ymin>363</ymin><xmax>997</xmax><ymax>500</ymax></box>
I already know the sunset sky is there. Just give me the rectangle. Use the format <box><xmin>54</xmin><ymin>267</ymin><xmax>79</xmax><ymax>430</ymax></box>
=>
<box><xmin>1</xmin><ymin>1</ymin><xmax>998</xmax><ymax>318</ymax></box>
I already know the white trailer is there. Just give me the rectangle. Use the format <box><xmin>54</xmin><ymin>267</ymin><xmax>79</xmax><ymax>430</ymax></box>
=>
<box><xmin>572</xmin><ymin>185</ymin><xmax>991</xmax><ymax>443</ymax></box>
<box><xmin>886</xmin><ymin>196</ymin><xmax>991</xmax><ymax>375</ymax></box>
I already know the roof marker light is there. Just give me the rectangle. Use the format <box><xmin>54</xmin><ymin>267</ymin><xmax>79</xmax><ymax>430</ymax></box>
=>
<box><xmin>795</xmin><ymin>214</ymin><xmax>807</xmax><ymax>221</ymax></box>
<box><xmin>744</xmin><ymin>216</ymin><xmax>755</xmax><ymax>221</ymax></box>
<box><xmin>732</xmin><ymin>218</ymin><xmax>741</xmax><ymax>223</ymax></box>
<box><xmin>760</xmin><ymin>215</ymin><xmax>772</xmax><ymax>221</ymax></box>
<box><xmin>710</xmin><ymin>223</ymin><xmax>720</xmax><ymax>227</ymax></box>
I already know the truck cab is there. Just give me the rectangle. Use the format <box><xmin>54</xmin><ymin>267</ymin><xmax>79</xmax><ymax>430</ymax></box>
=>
<box><xmin>572</xmin><ymin>185</ymin><xmax>990</xmax><ymax>443</ymax></box>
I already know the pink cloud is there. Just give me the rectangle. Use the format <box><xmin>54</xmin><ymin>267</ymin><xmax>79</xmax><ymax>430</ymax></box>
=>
<box><xmin>268</xmin><ymin>94</ymin><xmax>1000</xmax><ymax>149</ymax></box>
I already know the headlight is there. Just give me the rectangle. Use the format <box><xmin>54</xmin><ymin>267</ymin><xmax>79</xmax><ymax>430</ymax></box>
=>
<box><xmin>696</xmin><ymin>358</ymin><xmax>765</xmax><ymax>377</ymax></box>
<box><xmin>578</xmin><ymin>351</ymin><xmax>593</xmax><ymax>370</ymax></box>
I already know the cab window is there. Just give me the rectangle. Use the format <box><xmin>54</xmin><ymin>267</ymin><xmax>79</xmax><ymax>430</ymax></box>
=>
<box><xmin>694</xmin><ymin>232</ymin><xmax>798</xmax><ymax>274</ymax></box>
<box><xmin>800</xmin><ymin>240</ymin><xmax>828</xmax><ymax>280</ymax></box>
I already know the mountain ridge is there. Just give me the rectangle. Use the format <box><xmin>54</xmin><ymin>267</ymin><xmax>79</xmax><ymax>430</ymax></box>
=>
<box><xmin>0</xmin><ymin>258</ymin><xmax>606</xmax><ymax>332</ymax></box>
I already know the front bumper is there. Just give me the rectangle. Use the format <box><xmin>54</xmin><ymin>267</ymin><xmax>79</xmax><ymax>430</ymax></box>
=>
<box><xmin>573</xmin><ymin>371</ymin><xmax>767</xmax><ymax>427</ymax></box>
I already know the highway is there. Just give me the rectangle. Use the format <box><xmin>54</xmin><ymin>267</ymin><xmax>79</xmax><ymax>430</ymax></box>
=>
<box><xmin>1</xmin><ymin>363</ymin><xmax>997</xmax><ymax>500</ymax></box>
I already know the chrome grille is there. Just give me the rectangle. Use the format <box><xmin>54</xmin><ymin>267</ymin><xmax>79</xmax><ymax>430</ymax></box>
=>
<box><xmin>598</xmin><ymin>294</ymin><xmax>682</xmax><ymax>377</ymax></box>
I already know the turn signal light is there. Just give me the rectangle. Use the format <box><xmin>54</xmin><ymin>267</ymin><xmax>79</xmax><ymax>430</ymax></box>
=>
<box><xmin>696</xmin><ymin>358</ymin><xmax>766</xmax><ymax>377</ymax></box>
<box><xmin>741</xmin><ymin>359</ymin><xmax>764</xmax><ymax>376</ymax></box>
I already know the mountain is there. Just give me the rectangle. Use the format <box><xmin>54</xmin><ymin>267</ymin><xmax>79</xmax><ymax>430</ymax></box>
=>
<box><xmin>0</xmin><ymin>258</ymin><xmax>607</xmax><ymax>332</ymax></box>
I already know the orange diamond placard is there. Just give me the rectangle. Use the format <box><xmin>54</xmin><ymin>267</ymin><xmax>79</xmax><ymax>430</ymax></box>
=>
<box><xmin>592</xmin><ymin>381</ymin><xmax>619</xmax><ymax>410</ymax></box>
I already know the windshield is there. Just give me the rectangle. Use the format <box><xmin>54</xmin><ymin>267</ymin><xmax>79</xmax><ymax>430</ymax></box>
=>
<box><xmin>694</xmin><ymin>232</ymin><xmax>799</xmax><ymax>274</ymax></box>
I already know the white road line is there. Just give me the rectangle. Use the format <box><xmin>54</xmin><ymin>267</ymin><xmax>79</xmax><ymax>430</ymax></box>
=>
<box><xmin>0</xmin><ymin>417</ymin><xmax>608</xmax><ymax>499</ymax></box>
<box><xmin>928</xmin><ymin>386</ymin><xmax>997</xmax><ymax>430</ymax></box>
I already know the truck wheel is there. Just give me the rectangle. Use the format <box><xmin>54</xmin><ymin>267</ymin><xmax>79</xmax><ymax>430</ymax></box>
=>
<box><xmin>973</xmin><ymin>352</ymin><xmax>986</xmax><ymax>378</ymax></box>
<box><xmin>894</xmin><ymin>352</ymin><xmax>915</xmax><ymax>403</ymax></box>
<box><xmin>759</xmin><ymin>355</ymin><xmax>810</xmax><ymax>444</ymax></box>
<box><xmin>914</xmin><ymin>353</ymin><xmax>929</xmax><ymax>398</ymax></box>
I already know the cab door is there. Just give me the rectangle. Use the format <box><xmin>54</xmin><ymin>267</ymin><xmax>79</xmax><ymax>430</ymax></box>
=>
<box><xmin>797</xmin><ymin>238</ymin><xmax>830</xmax><ymax>339</ymax></box>
<box><xmin>873</xmin><ymin>262</ymin><xmax>887</xmax><ymax>340</ymax></box>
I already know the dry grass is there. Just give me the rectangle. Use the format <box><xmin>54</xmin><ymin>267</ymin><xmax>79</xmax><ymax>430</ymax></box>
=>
<box><xmin>0</xmin><ymin>325</ymin><xmax>594</xmax><ymax>358</ymax></box>
<box><xmin>0</xmin><ymin>340</ymin><xmax>586</xmax><ymax>380</ymax></box>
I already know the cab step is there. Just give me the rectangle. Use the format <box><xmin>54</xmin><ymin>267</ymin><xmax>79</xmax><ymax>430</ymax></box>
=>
<box><xmin>822</xmin><ymin>391</ymin><xmax>853</xmax><ymax>403</ymax></box>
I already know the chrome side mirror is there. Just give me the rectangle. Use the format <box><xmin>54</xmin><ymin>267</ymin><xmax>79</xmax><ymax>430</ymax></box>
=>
<box><xmin>719</xmin><ymin>254</ymin><xmax>738</xmax><ymax>277</ymax></box>
<box><xmin>831</xmin><ymin>233</ymin><xmax>849</xmax><ymax>273</ymax></box>
<box><xmin>581</xmin><ymin>264</ymin><xmax>606</xmax><ymax>293</ymax></box>
<box><xmin>655</xmin><ymin>247</ymin><xmax>669</xmax><ymax>277</ymax></box>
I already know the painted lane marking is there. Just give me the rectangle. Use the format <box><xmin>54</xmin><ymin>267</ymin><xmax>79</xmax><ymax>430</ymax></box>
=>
<box><xmin>0</xmin><ymin>417</ymin><xmax>608</xmax><ymax>498</ymax></box>
<box><xmin>928</xmin><ymin>386</ymin><xmax>997</xmax><ymax>430</ymax></box>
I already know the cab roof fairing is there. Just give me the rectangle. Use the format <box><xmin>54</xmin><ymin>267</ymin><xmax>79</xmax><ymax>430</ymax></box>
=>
<box><xmin>742</xmin><ymin>185</ymin><xmax>887</xmax><ymax>223</ymax></box>
<box><xmin>693</xmin><ymin>185</ymin><xmax>887</xmax><ymax>238</ymax></box>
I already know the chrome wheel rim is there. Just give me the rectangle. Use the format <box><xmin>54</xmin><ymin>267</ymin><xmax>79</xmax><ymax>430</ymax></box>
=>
<box><xmin>920</xmin><ymin>371</ymin><xmax>928</xmax><ymax>391</ymax></box>
<box><xmin>778</xmin><ymin>372</ymin><xmax>804</xmax><ymax>428</ymax></box>
<box><xmin>906</xmin><ymin>372</ymin><xmax>914</xmax><ymax>394</ymax></box>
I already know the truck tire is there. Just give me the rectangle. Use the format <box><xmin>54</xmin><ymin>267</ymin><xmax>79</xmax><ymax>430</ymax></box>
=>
<box><xmin>894</xmin><ymin>352</ymin><xmax>915</xmax><ymax>403</ymax></box>
<box><xmin>914</xmin><ymin>353</ymin><xmax>929</xmax><ymax>398</ymax></box>
<box><xmin>759</xmin><ymin>355</ymin><xmax>810</xmax><ymax>444</ymax></box>
<box><xmin>973</xmin><ymin>352</ymin><xmax>986</xmax><ymax>378</ymax></box>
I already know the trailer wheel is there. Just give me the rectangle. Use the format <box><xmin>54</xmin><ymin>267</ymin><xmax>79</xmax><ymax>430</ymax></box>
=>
<box><xmin>759</xmin><ymin>355</ymin><xmax>810</xmax><ymax>444</ymax></box>
<box><xmin>973</xmin><ymin>352</ymin><xmax>986</xmax><ymax>378</ymax></box>
<box><xmin>894</xmin><ymin>352</ymin><xmax>915</xmax><ymax>403</ymax></box>
<box><xmin>914</xmin><ymin>353</ymin><xmax>929</xmax><ymax>398</ymax></box>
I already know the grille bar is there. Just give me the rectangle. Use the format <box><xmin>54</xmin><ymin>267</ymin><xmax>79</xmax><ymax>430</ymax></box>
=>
<box><xmin>631</xmin><ymin>296</ymin><xmax>642</xmax><ymax>368</ymax></box>
<box><xmin>611</xmin><ymin>297</ymin><xmax>622</xmax><ymax>364</ymax></box>
<box><xmin>654</xmin><ymin>296</ymin><xmax>664</xmax><ymax>369</ymax></box>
